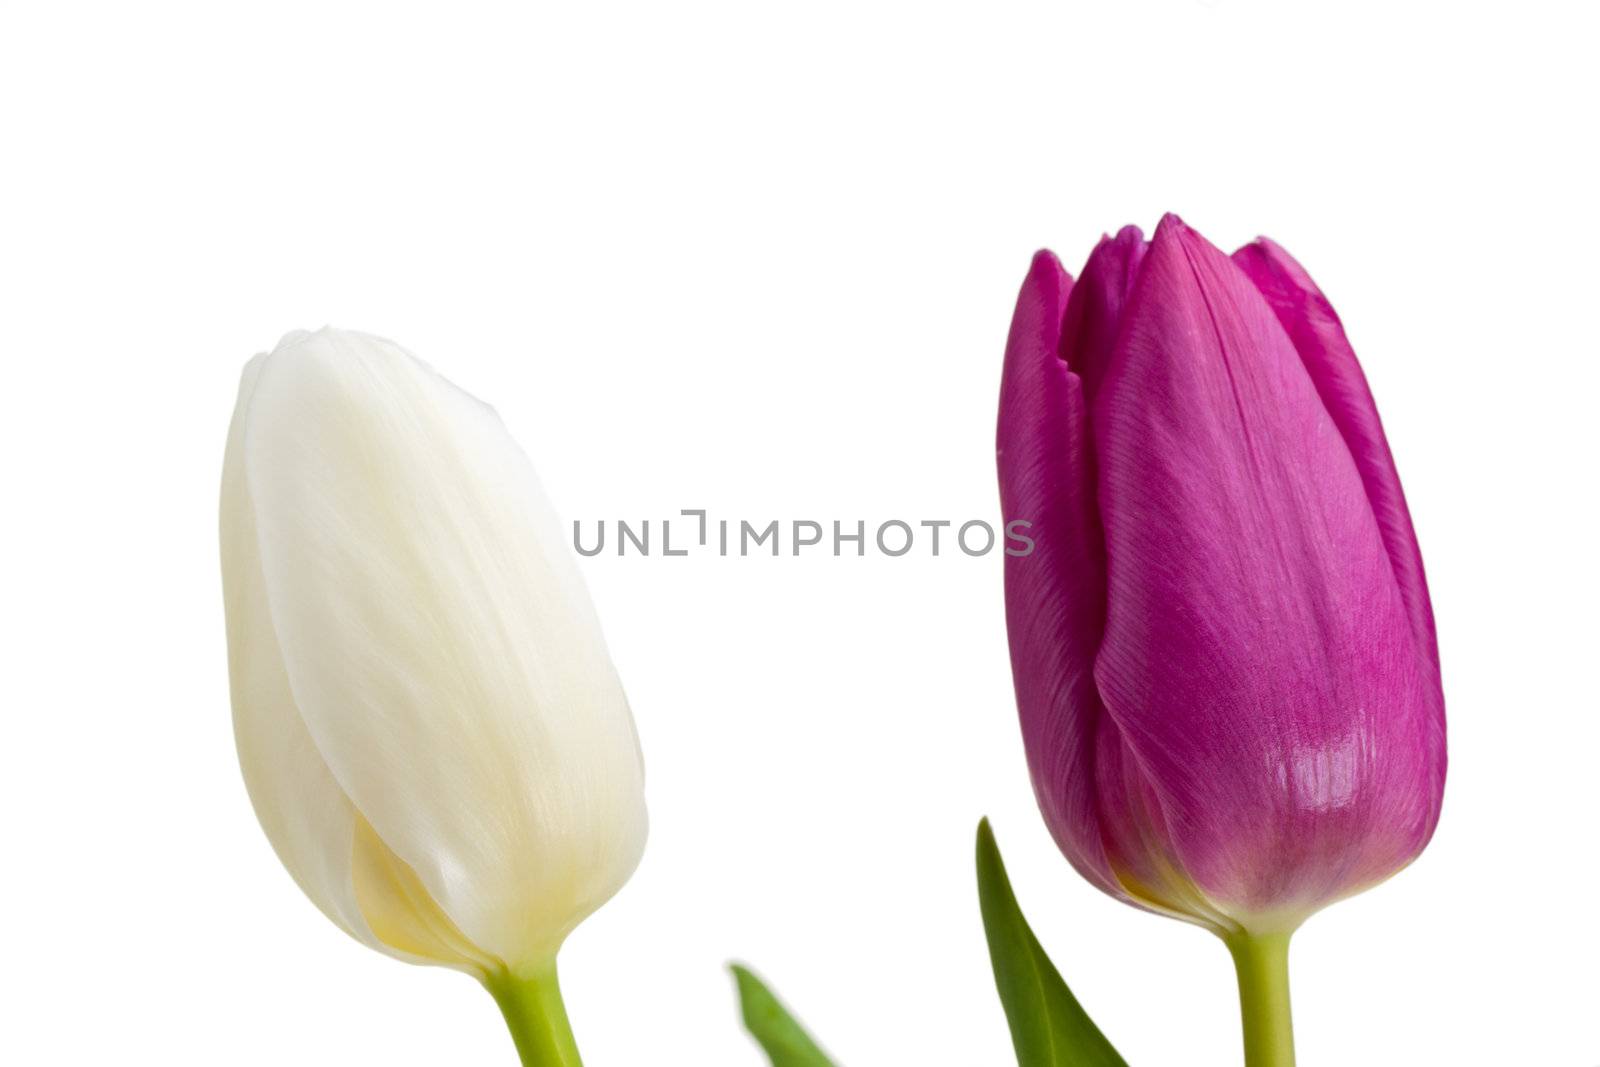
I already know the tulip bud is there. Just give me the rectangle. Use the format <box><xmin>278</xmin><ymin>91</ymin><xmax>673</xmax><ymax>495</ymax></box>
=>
<box><xmin>998</xmin><ymin>217</ymin><xmax>1446</xmax><ymax>932</ymax></box>
<box><xmin>221</xmin><ymin>328</ymin><xmax>646</xmax><ymax>1062</ymax></box>
<box><xmin>997</xmin><ymin>216</ymin><xmax>1446</xmax><ymax>1063</ymax></box>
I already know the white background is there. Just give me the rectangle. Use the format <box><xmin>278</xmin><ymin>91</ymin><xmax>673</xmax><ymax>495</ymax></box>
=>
<box><xmin>2</xmin><ymin>2</ymin><xmax>1596</xmax><ymax>1064</ymax></box>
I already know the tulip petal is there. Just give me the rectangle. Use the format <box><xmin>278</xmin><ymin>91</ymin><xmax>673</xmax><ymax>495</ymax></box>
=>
<box><xmin>1232</xmin><ymin>238</ymin><xmax>1438</xmax><ymax>672</ymax></box>
<box><xmin>239</xmin><ymin>329</ymin><xmax>647</xmax><ymax>970</ymax></box>
<box><xmin>221</xmin><ymin>354</ymin><xmax>387</xmax><ymax>954</ymax></box>
<box><xmin>1089</xmin><ymin>217</ymin><xmax>1443</xmax><ymax>927</ymax></box>
<box><xmin>349</xmin><ymin>813</ymin><xmax>498</xmax><ymax>972</ymax></box>
<box><xmin>1061</xmin><ymin>226</ymin><xmax>1148</xmax><ymax>404</ymax></box>
<box><xmin>997</xmin><ymin>252</ymin><xmax>1125</xmax><ymax>898</ymax></box>
<box><xmin>1092</xmin><ymin>719</ymin><xmax>1233</xmax><ymax>931</ymax></box>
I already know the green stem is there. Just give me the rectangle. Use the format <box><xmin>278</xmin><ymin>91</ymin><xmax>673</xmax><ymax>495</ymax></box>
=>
<box><xmin>482</xmin><ymin>962</ymin><xmax>583</xmax><ymax>1067</ymax></box>
<box><xmin>1225</xmin><ymin>931</ymin><xmax>1295</xmax><ymax>1067</ymax></box>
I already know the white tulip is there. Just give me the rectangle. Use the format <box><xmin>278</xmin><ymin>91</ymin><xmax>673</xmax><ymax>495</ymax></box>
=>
<box><xmin>220</xmin><ymin>328</ymin><xmax>647</xmax><ymax>1025</ymax></box>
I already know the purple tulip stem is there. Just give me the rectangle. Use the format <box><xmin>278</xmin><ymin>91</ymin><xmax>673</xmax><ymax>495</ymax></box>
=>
<box><xmin>1225</xmin><ymin>931</ymin><xmax>1295</xmax><ymax>1067</ymax></box>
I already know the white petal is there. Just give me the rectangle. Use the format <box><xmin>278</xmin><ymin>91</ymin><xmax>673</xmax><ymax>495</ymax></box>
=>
<box><xmin>225</xmin><ymin>348</ymin><xmax>493</xmax><ymax>974</ymax></box>
<box><xmin>239</xmin><ymin>328</ymin><xmax>647</xmax><ymax>971</ymax></box>
<box><xmin>222</xmin><ymin>352</ymin><xmax>380</xmax><ymax>950</ymax></box>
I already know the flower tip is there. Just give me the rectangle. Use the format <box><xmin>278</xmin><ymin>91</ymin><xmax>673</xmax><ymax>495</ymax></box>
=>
<box><xmin>1110</xmin><ymin>223</ymin><xmax>1146</xmax><ymax>246</ymax></box>
<box><xmin>1027</xmin><ymin>247</ymin><xmax>1066</xmax><ymax>278</ymax></box>
<box><xmin>1082</xmin><ymin>226</ymin><xmax>1149</xmax><ymax>287</ymax></box>
<box><xmin>1144</xmin><ymin>213</ymin><xmax>1202</xmax><ymax>263</ymax></box>
<box><xmin>272</xmin><ymin>327</ymin><xmax>316</xmax><ymax>352</ymax></box>
<box><xmin>270</xmin><ymin>325</ymin><xmax>350</xmax><ymax>356</ymax></box>
<box><xmin>1148</xmin><ymin>213</ymin><xmax>1234</xmax><ymax>266</ymax></box>
<box><xmin>1236</xmin><ymin>234</ymin><xmax>1298</xmax><ymax>269</ymax></box>
<box><xmin>1231</xmin><ymin>236</ymin><xmax>1321</xmax><ymax>302</ymax></box>
<box><xmin>1154</xmin><ymin>211</ymin><xmax>1188</xmax><ymax>233</ymax></box>
<box><xmin>1013</xmin><ymin>250</ymin><xmax>1072</xmax><ymax>316</ymax></box>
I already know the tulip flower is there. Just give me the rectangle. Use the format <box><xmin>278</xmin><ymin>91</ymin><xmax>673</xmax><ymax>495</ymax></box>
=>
<box><xmin>221</xmin><ymin>329</ymin><xmax>646</xmax><ymax>1066</ymax></box>
<box><xmin>996</xmin><ymin>216</ymin><xmax>1445</xmax><ymax>1065</ymax></box>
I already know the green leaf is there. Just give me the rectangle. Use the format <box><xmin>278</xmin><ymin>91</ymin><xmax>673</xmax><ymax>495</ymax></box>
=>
<box><xmin>976</xmin><ymin>818</ymin><xmax>1130</xmax><ymax>1067</ymax></box>
<box><xmin>729</xmin><ymin>963</ymin><xmax>840</xmax><ymax>1067</ymax></box>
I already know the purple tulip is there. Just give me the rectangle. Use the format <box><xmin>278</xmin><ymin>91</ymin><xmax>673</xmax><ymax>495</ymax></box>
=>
<box><xmin>996</xmin><ymin>215</ymin><xmax>1446</xmax><ymax>1062</ymax></box>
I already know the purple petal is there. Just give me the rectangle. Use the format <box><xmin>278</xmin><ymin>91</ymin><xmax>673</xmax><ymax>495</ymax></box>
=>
<box><xmin>1062</xmin><ymin>226</ymin><xmax>1149</xmax><ymax>402</ymax></box>
<box><xmin>996</xmin><ymin>251</ymin><xmax>1124</xmax><ymax>898</ymax></box>
<box><xmin>1233</xmin><ymin>237</ymin><xmax>1439</xmax><ymax>674</ymax></box>
<box><xmin>1088</xmin><ymin>216</ymin><xmax>1445</xmax><ymax>922</ymax></box>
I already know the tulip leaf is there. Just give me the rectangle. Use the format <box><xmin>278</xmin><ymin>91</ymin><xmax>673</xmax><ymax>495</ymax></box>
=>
<box><xmin>729</xmin><ymin>963</ymin><xmax>840</xmax><ymax>1067</ymax></box>
<box><xmin>977</xmin><ymin>819</ymin><xmax>1129</xmax><ymax>1067</ymax></box>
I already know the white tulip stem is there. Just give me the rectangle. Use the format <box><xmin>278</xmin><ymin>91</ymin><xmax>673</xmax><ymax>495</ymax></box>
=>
<box><xmin>483</xmin><ymin>961</ymin><xmax>583</xmax><ymax>1067</ymax></box>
